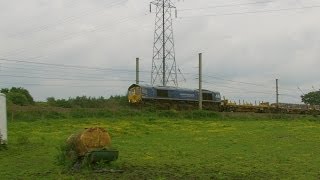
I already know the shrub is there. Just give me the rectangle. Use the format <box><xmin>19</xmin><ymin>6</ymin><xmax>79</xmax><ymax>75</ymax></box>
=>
<box><xmin>1</xmin><ymin>87</ymin><xmax>34</xmax><ymax>106</ymax></box>
<box><xmin>7</xmin><ymin>92</ymin><xmax>29</xmax><ymax>106</ymax></box>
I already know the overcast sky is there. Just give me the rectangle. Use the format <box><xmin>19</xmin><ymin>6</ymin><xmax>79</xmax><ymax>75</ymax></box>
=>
<box><xmin>0</xmin><ymin>0</ymin><xmax>319</xmax><ymax>104</ymax></box>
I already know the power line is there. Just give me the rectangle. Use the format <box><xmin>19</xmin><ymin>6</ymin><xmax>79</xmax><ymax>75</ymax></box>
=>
<box><xmin>179</xmin><ymin>5</ymin><xmax>320</xmax><ymax>19</ymax></box>
<box><xmin>0</xmin><ymin>82</ymin><xmax>129</xmax><ymax>88</ymax></box>
<box><xmin>0</xmin><ymin>64</ymin><xmax>152</xmax><ymax>83</ymax></box>
<box><xmin>0</xmin><ymin>58</ymin><xmax>150</xmax><ymax>73</ymax></box>
<box><xmin>1</xmin><ymin>12</ymin><xmax>149</xmax><ymax>58</ymax></box>
<box><xmin>179</xmin><ymin>0</ymin><xmax>274</xmax><ymax>11</ymax></box>
<box><xmin>0</xmin><ymin>74</ymin><xmax>139</xmax><ymax>83</ymax></box>
<box><xmin>0</xmin><ymin>65</ymin><xmax>125</xmax><ymax>77</ymax></box>
<box><xmin>4</xmin><ymin>0</ymin><xmax>93</xmax><ymax>31</ymax></box>
<box><xmin>9</xmin><ymin>0</ymin><xmax>127</xmax><ymax>38</ymax></box>
<box><xmin>1</xmin><ymin>20</ymin><xmax>153</xmax><ymax>64</ymax></box>
<box><xmin>0</xmin><ymin>69</ymin><xmax>145</xmax><ymax>81</ymax></box>
<box><xmin>0</xmin><ymin>64</ymin><xmax>154</xmax><ymax>85</ymax></box>
<box><xmin>0</xmin><ymin>63</ymin><xmax>151</xmax><ymax>77</ymax></box>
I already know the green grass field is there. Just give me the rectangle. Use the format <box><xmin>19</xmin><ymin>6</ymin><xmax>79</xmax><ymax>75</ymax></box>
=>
<box><xmin>1</xmin><ymin>112</ymin><xmax>320</xmax><ymax>179</ymax></box>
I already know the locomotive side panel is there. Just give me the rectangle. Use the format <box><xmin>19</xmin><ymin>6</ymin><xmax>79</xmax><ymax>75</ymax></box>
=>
<box><xmin>178</xmin><ymin>90</ymin><xmax>197</xmax><ymax>101</ymax></box>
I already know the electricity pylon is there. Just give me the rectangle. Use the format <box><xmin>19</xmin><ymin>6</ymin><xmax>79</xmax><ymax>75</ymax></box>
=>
<box><xmin>150</xmin><ymin>0</ymin><xmax>178</xmax><ymax>87</ymax></box>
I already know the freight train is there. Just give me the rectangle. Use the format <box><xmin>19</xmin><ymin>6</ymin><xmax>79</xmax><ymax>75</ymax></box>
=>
<box><xmin>127</xmin><ymin>84</ymin><xmax>320</xmax><ymax>115</ymax></box>
<box><xmin>128</xmin><ymin>84</ymin><xmax>221</xmax><ymax>110</ymax></box>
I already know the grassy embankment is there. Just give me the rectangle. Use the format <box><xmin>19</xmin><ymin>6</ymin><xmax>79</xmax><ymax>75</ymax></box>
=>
<box><xmin>0</xmin><ymin>102</ymin><xmax>320</xmax><ymax>179</ymax></box>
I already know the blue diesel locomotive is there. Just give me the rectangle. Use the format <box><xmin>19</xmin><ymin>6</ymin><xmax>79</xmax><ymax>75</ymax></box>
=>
<box><xmin>128</xmin><ymin>84</ymin><xmax>221</xmax><ymax>109</ymax></box>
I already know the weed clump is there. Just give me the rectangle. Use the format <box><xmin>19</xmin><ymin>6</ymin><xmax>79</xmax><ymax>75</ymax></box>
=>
<box><xmin>56</xmin><ymin>143</ymin><xmax>81</xmax><ymax>170</ymax></box>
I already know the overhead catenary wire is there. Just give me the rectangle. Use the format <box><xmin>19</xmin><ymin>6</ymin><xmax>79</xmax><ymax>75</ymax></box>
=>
<box><xmin>203</xmin><ymin>73</ymin><xmax>305</xmax><ymax>94</ymax></box>
<box><xmin>204</xmin><ymin>79</ymin><xmax>303</xmax><ymax>100</ymax></box>
<box><xmin>203</xmin><ymin>74</ymin><xmax>269</xmax><ymax>87</ymax></box>
<box><xmin>0</xmin><ymin>57</ymin><xmax>309</xmax><ymax>98</ymax></box>
<box><xmin>0</xmin><ymin>57</ymin><xmax>312</xmax><ymax>94</ymax></box>
<box><xmin>0</xmin><ymin>68</ymin><xmax>305</xmax><ymax>103</ymax></box>
<box><xmin>0</xmin><ymin>57</ymin><xmax>312</xmax><ymax>99</ymax></box>
<box><xmin>203</xmin><ymin>80</ymin><xmax>274</xmax><ymax>95</ymax></box>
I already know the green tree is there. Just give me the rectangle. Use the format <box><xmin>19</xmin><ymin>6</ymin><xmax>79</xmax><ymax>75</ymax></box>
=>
<box><xmin>10</xmin><ymin>87</ymin><xmax>34</xmax><ymax>104</ymax></box>
<box><xmin>301</xmin><ymin>91</ymin><xmax>320</xmax><ymax>105</ymax></box>
<box><xmin>0</xmin><ymin>87</ymin><xmax>34</xmax><ymax>106</ymax></box>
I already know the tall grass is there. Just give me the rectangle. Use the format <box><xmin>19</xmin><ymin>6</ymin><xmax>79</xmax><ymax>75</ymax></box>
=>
<box><xmin>7</xmin><ymin>104</ymin><xmax>319</xmax><ymax>122</ymax></box>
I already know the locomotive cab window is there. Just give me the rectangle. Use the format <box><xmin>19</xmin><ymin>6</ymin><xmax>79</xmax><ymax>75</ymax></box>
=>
<box><xmin>128</xmin><ymin>88</ymin><xmax>135</xmax><ymax>95</ymax></box>
<box><xmin>157</xmin><ymin>89</ymin><xmax>169</xmax><ymax>98</ymax></box>
<box><xmin>203</xmin><ymin>93</ymin><xmax>213</xmax><ymax>100</ymax></box>
<box><xmin>129</xmin><ymin>87</ymin><xmax>141</xmax><ymax>95</ymax></box>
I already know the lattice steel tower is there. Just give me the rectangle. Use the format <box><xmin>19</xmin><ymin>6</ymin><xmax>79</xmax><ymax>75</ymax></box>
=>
<box><xmin>150</xmin><ymin>0</ymin><xmax>178</xmax><ymax>87</ymax></box>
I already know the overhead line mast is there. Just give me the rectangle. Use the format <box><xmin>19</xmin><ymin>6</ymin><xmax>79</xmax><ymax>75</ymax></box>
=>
<box><xmin>150</xmin><ymin>0</ymin><xmax>178</xmax><ymax>87</ymax></box>
<box><xmin>162</xmin><ymin>0</ymin><xmax>166</xmax><ymax>86</ymax></box>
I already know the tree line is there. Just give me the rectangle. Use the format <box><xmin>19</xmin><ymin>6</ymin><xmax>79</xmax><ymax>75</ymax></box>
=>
<box><xmin>1</xmin><ymin>87</ymin><xmax>319</xmax><ymax>107</ymax></box>
<box><xmin>0</xmin><ymin>87</ymin><xmax>127</xmax><ymax>108</ymax></box>
<box><xmin>46</xmin><ymin>95</ymin><xmax>127</xmax><ymax>108</ymax></box>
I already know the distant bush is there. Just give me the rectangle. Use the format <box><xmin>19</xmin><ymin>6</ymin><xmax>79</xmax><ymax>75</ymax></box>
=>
<box><xmin>47</xmin><ymin>97</ymin><xmax>72</xmax><ymax>108</ymax></box>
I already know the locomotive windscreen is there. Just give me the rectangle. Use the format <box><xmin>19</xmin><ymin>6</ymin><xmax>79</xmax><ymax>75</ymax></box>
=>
<box><xmin>203</xmin><ymin>93</ymin><xmax>213</xmax><ymax>100</ymax></box>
